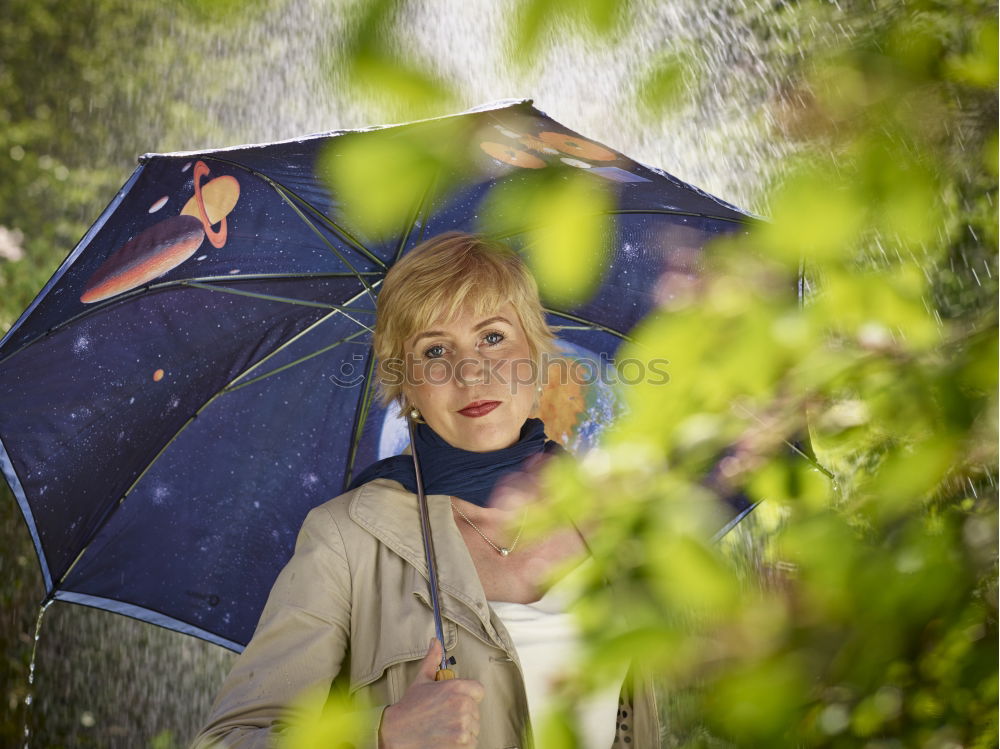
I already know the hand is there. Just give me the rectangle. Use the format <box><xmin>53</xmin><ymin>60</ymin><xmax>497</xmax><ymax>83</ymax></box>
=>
<box><xmin>378</xmin><ymin>639</ymin><xmax>484</xmax><ymax>748</ymax></box>
<box><xmin>489</xmin><ymin>452</ymin><xmax>593</xmax><ymax>563</ymax></box>
<box><xmin>488</xmin><ymin>452</ymin><xmax>552</xmax><ymax>513</ymax></box>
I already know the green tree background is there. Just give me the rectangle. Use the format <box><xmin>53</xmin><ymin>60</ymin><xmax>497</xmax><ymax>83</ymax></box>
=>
<box><xmin>0</xmin><ymin>0</ymin><xmax>995</xmax><ymax>747</ymax></box>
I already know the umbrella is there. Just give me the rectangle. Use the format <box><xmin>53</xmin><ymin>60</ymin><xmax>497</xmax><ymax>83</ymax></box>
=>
<box><xmin>0</xmin><ymin>99</ymin><xmax>757</xmax><ymax>653</ymax></box>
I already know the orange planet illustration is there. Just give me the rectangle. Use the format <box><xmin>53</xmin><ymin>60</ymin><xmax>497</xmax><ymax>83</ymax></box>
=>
<box><xmin>80</xmin><ymin>215</ymin><xmax>205</xmax><ymax>303</ymax></box>
<box><xmin>180</xmin><ymin>161</ymin><xmax>240</xmax><ymax>249</ymax></box>
<box><xmin>535</xmin><ymin>359</ymin><xmax>590</xmax><ymax>446</ymax></box>
<box><xmin>538</xmin><ymin>132</ymin><xmax>617</xmax><ymax>161</ymax></box>
<box><xmin>153</xmin><ymin>369</ymin><xmax>164</xmax><ymax>381</ymax></box>
<box><xmin>480</xmin><ymin>141</ymin><xmax>547</xmax><ymax>169</ymax></box>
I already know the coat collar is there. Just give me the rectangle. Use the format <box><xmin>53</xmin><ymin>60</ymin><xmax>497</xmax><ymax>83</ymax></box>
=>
<box><xmin>348</xmin><ymin>478</ymin><xmax>498</xmax><ymax>639</ymax></box>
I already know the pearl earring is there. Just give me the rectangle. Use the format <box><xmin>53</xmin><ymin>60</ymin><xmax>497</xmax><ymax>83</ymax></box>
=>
<box><xmin>409</xmin><ymin>407</ymin><xmax>421</xmax><ymax>420</ymax></box>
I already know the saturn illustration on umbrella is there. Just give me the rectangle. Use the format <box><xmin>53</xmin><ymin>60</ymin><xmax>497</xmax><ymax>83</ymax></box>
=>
<box><xmin>80</xmin><ymin>160</ymin><xmax>240</xmax><ymax>304</ymax></box>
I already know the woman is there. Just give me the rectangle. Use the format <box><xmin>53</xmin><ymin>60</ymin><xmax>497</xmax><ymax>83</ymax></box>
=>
<box><xmin>191</xmin><ymin>232</ymin><xmax>659</xmax><ymax>748</ymax></box>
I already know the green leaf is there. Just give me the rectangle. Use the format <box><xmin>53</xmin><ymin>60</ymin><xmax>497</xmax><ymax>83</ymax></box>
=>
<box><xmin>349</xmin><ymin>52</ymin><xmax>458</xmax><ymax>121</ymax></box>
<box><xmin>707</xmin><ymin>654</ymin><xmax>807</xmax><ymax>742</ymax></box>
<box><xmin>945</xmin><ymin>19</ymin><xmax>999</xmax><ymax>88</ymax></box>
<box><xmin>279</xmin><ymin>684</ymin><xmax>368</xmax><ymax>749</ymax></box>
<box><xmin>318</xmin><ymin>118</ymin><xmax>471</xmax><ymax>238</ymax></box>
<box><xmin>479</xmin><ymin>168</ymin><xmax>613</xmax><ymax>306</ymax></box>
<box><xmin>511</xmin><ymin>0</ymin><xmax>631</xmax><ymax>64</ymax></box>
<box><xmin>149</xmin><ymin>730</ymin><xmax>176</xmax><ymax>749</ymax></box>
<box><xmin>648</xmin><ymin>534</ymin><xmax>740</xmax><ymax>615</ymax></box>
<box><xmin>867</xmin><ymin>436</ymin><xmax>959</xmax><ymax>514</ymax></box>
<box><xmin>179</xmin><ymin>0</ymin><xmax>273</xmax><ymax>22</ymax></box>
<box><xmin>535</xmin><ymin>706</ymin><xmax>579</xmax><ymax>749</ymax></box>
<box><xmin>637</xmin><ymin>51</ymin><xmax>692</xmax><ymax>119</ymax></box>
<box><xmin>755</xmin><ymin>165</ymin><xmax>866</xmax><ymax>266</ymax></box>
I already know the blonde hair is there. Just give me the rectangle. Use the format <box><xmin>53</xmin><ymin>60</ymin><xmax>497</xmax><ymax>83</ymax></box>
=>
<box><xmin>373</xmin><ymin>232</ymin><xmax>557</xmax><ymax>411</ymax></box>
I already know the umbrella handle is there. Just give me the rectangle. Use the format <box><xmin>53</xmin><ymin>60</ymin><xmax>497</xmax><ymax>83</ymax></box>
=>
<box><xmin>408</xmin><ymin>418</ymin><xmax>454</xmax><ymax>675</ymax></box>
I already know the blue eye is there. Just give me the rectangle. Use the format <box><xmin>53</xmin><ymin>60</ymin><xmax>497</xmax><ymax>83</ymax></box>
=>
<box><xmin>423</xmin><ymin>344</ymin><xmax>446</xmax><ymax>358</ymax></box>
<box><xmin>483</xmin><ymin>331</ymin><xmax>504</xmax><ymax>346</ymax></box>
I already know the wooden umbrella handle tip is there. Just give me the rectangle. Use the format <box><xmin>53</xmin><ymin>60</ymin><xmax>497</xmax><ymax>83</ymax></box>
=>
<box><xmin>434</xmin><ymin>668</ymin><xmax>457</xmax><ymax>681</ymax></box>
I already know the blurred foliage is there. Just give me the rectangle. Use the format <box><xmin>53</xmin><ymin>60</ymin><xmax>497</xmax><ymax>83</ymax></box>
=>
<box><xmin>481</xmin><ymin>166</ymin><xmax>614</xmax><ymax>306</ymax></box>
<box><xmin>0</xmin><ymin>2</ymin><xmax>237</xmax><ymax>747</ymax></box>
<box><xmin>313</xmin><ymin>0</ymin><xmax>998</xmax><ymax>747</ymax></box>
<box><xmin>324</xmin><ymin>0</ymin><xmax>458</xmax><ymax>122</ymax></box>
<box><xmin>178</xmin><ymin>0</ymin><xmax>274</xmax><ymax>22</ymax></box>
<box><xmin>2</xmin><ymin>0</ymin><xmax>996</xmax><ymax>747</ymax></box>
<box><xmin>279</xmin><ymin>684</ymin><xmax>369</xmax><ymax>749</ymax></box>
<box><xmin>551</xmin><ymin>1</ymin><xmax>996</xmax><ymax>747</ymax></box>
<box><xmin>0</xmin><ymin>0</ymin><xmax>226</xmax><ymax>337</ymax></box>
<box><xmin>509</xmin><ymin>0</ymin><xmax>635</xmax><ymax>67</ymax></box>
<box><xmin>317</xmin><ymin>115</ymin><xmax>479</xmax><ymax>241</ymax></box>
<box><xmin>316</xmin><ymin>114</ymin><xmax>617</xmax><ymax>305</ymax></box>
<box><xmin>636</xmin><ymin>50</ymin><xmax>696</xmax><ymax>121</ymax></box>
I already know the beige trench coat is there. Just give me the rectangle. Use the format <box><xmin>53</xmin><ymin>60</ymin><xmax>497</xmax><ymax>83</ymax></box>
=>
<box><xmin>191</xmin><ymin>478</ymin><xmax>660</xmax><ymax>749</ymax></box>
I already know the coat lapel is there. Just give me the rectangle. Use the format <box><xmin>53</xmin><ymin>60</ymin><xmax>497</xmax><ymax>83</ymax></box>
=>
<box><xmin>349</xmin><ymin>478</ymin><xmax>502</xmax><ymax>647</ymax></box>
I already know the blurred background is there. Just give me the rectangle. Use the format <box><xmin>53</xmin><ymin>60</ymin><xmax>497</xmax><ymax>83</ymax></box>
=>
<box><xmin>1</xmin><ymin>0</ymin><xmax>995</xmax><ymax>747</ymax></box>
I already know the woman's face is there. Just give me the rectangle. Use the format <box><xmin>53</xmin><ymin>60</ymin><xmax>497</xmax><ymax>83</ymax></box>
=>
<box><xmin>401</xmin><ymin>301</ymin><xmax>537</xmax><ymax>452</ymax></box>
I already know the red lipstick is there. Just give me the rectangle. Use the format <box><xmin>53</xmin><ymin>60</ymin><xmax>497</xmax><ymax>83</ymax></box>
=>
<box><xmin>458</xmin><ymin>400</ymin><xmax>501</xmax><ymax>417</ymax></box>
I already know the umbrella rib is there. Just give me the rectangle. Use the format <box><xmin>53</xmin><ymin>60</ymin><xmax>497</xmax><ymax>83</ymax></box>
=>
<box><xmin>545</xmin><ymin>309</ymin><xmax>633</xmax><ymax>342</ymax></box>
<box><xmin>265</xmin><ymin>187</ymin><xmax>381</xmax><ymax>307</ymax></box>
<box><xmin>50</xmin><ymin>394</ymin><xmax>224</xmax><ymax>589</ymax></box>
<box><xmin>489</xmin><ymin>207</ymin><xmax>753</xmax><ymax>244</ymax></box>
<box><xmin>189</xmin><ymin>155</ymin><xmax>383</xmax><ymax>312</ymax></box>
<box><xmin>49</xmin><ymin>295</ymin><xmax>377</xmax><ymax>588</ymax></box>
<box><xmin>0</xmin><ymin>272</ymin><xmax>380</xmax><ymax>368</ymax></box>
<box><xmin>731</xmin><ymin>401</ymin><xmax>836</xmax><ymax>480</ymax></box>
<box><xmin>341</xmin><ymin>352</ymin><xmax>379</xmax><ymax>491</ymax></box>
<box><xmin>393</xmin><ymin>171</ymin><xmax>439</xmax><ymax>264</ymax></box>
<box><xmin>392</xmin><ymin>199</ymin><xmax>421</xmax><ymax>265</ymax></box>
<box><xmin>180</xmin><ymin>277</ymin><xmax>378</xmax><ymax>391</ymax></box>
<box><xmin>219</xmin><ymin>282</ymin><xmax>380</xmax><ymax>389</ymax></box>
<box><xmin>605</xmin><ymin>208</ymin><xmax>754</xmax><ymax>225</ymax></box>
<box><xmin>180</xmin><ymin>281</ymin><xmax>376</xmax><ymax>324</ymax></box>
<box><xmin>202</xmin><ymin>155</ymin><xmax>386</xmax><ymax>269</ymax></box>
<box><xmin>550</xmin><ymin>324</ymin><xmax>615</xmax><ymax>331</ymax></box>
<box><xmin>181</xmin><ymin>272</ymin><xmax>383</xmax><ymax>280</ymax></box>
<box><xmin>223</xmin><ymin>328</ymin><xmax>369</xmax><ymax>394</ymax></box>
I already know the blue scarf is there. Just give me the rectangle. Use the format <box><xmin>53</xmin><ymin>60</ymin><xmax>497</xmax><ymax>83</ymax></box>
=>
<box><xmin>347</xmin><ymin>417</ymin><xmax>564</xmax><ymax>507</ymax></box>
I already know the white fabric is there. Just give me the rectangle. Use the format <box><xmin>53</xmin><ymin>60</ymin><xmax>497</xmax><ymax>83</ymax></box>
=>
<box><xmin>488</xmin><ymin>562</ymin><xmax>626</xmax><ymax>749</ymax></box>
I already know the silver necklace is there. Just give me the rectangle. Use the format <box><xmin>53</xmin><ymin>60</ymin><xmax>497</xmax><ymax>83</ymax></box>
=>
<box><xmin>450</xmin><ymin>499</ymin><xmax>524</xmax><ymax>557</ymax></box>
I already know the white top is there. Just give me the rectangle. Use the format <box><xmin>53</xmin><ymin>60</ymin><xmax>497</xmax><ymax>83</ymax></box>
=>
<box><xmin>488</xmin><ymin>562</ymin><xmax>627</xmax><ymax>749</ymax></box>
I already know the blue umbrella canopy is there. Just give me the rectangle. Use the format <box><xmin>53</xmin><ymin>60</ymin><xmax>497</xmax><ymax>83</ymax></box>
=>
<box><xmin>0</xmin><ymin>99</ymin><xmax>755</xmax><ymax>651</ymax></box>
